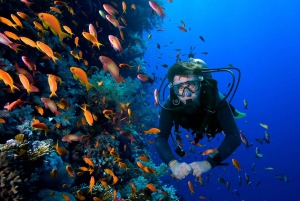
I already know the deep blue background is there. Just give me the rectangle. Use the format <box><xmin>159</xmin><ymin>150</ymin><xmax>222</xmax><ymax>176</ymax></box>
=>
<box><xmin>144</xmin><ymin>1</ymin><xmax>300</xmax><ymax>200</ymax></box>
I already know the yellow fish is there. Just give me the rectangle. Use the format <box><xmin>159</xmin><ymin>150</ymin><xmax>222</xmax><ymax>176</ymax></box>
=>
<box><xmin>260</xmin><ymin>123</ymin><xmax>269</xmax><ymax>129</ymax></box>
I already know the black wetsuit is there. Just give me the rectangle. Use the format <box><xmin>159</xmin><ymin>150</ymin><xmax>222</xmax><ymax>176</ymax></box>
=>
<box><xmin>155</xmin><ymin>90</ymin><xmax>241</xmax><ymax>168</ymax></box>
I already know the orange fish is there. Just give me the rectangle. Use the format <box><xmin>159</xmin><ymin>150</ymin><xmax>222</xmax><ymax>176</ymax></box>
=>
<box><xmin>119</xmin><ymin>63</ymin><xmax>132</xmax><ymax>69</ymax></box>
<box><xmin>50</xmin><ymin>7</ymin><xmax>62</xmax><ymax>14</ymax></box>
<box><xmin>120</xmin><ymin>131</ymin><xmax>136</xmax><ymax>143</ymax></box>
<box><xmin>63</xmin><ymin>25</ymin><xmax>74</xmax><ymax>37</ymax></box>
<box><xmin>38</xmin><ymin>13</ymin><xmax>71</xmax><ymax>45</ymax></box>
<box><xmin>53</xmin><ymin>140</ymin><xmax>67</xmax><ymax>156</ymax></box>
<box><xmin>232</xmin><ymin>158</ymin><xmax>241</xmax><ymax>171</ymax></box>
<box><xmin>117</xmin><ymin>161</ymin><xmax>129</xmax><ymax>171</ymax></box>
<box><xmin>80</xmin><ymin>104</ymin><xmax>93</xmax><ymax>126</ymax></box>
<box><xmin>147</xmin><ymin>183</ymin><xmax>157</xmax><ymax>192</ymax></box>
<box><xmin>188</xmin><ymin>181</ymin><xmax>194</xmax><ymax>194</ymax></box>
<box><xmin>61</xmin><ymin>194</ymin><xmax>70</xmax><ymax>201</ymax></box>
<box><xmin>105</xmin><ymin>15</ymin><xmax>124</xmax><ymax>31</ymax></box>
<box><xmin>202</xmin><ymin>148</ymin><xmax>217</xmax><ymax>156</ymax></box>
<box><xmin>3</xmin><ymin>99</ymin><xmax>27</xmax><ymax>111</ymax></box>
<box><xmin>10</xmin><ymin>14</ymin><xmax>23</xmax><ymax>29</ymax></box>
<box><xmin>34</xmin><ymin>106</ymin><xmax>44</xmax><ymax>115</ymax></box>
<box><xmin>47</xmin><ymin>74</ymin><xmax>58</xmax><ymax>98</ymax></box>
<box><xmin>112</xmin><ymin>175</ymin><xmax>118</xmax><ymax>185</ymax></box>
<box><xmin>19</xmin><ymin>36</ymin><xmax>37</xmax><ymax>49</ymax></box>
<box><xmin>113</xmin><ymin>190</ymin><xmax>117</xmax><ymax>201</ymax></box>
<box><xmin>99</xmin><ymin>56</ymin><xmax>125</xmax><ymax>83</ymax></box>
<box><xmin>33</xmin><ymin>21</ymin><xmax>47</xmax><ymax>33</ymax></box>
<box><xmin>62</xmin><ymin>134</ymin><xmax>84</xmax><ymax>143</ymax></box>
<box><xmin>131</xmin><ymin>4</ymin><xmax>136</xmax><ymax>10</ymax></box>
<box><xmin>120</xmin><ymin>17</ymin><xmax>127</xmax><ymax>26</ymax></box>
<box><xmin>41</xmin><ymin>97</ymin><xmax>61</xmax><ymax>116</ymax></box>
<box><xmin>0</xmin><ymin>16</ymin><xmax>18</xmax><ymax>30</ymax></box>
<box><xmin>16</xmin><ymin>12</ymin><xmax>30</xmax><ymax>21</ymax></box>
<box><xmin>88</xmin><ymin>176</ymin><xmax>95</xmax><ymax>194</ymax></box>
<box><xmin>120</xmin><ymin>30</ymin><xmax>127</xmax><ymax>41</ymax></box>
<box><xmin>136</xmin><ymin>161</ymin><xmax>145</xmax><ymax>169</ymax></box>
<box><xmin>30</xmin><ymin>119</ymin><xmax>51</xmax><ymax>135</ymax></box>
<box><xmin>144</xmin><ymin>128</ymin><xmax>160</xmax><ymax>134</ymax></box>
<box><xmin>74</xmin><ymin>36</ymin><xmax>80</xmax><ymax>47</ymax></box>
<box><xmin>138</xmin><ymin>155</ymin><xmax>150</xmax><ymax>162</ymax></box>
<box><xmin>75</xmin><ymin>190</ymin><xmax>86</xmax><ymax>201</ymax></box>
<box><xmin>130</xmin><ymin>182</ymin><xmax>136</xmax><ymax>197</ymax></box>
<box><xmin>0</xmin><ymin>69</ymin><xmax>20</xmax><ymax>93</ymax></box>
<box><xmin>127</xmin><ymin>108</ymin><xmax>133</xmax><ymax>118</ymax></box>
<box><xmin>36</xmin><ymin>41</ymin><xmax>58</xmax><ymax>63</ymax></box>
<box><xmin>122</xmin><ymin>1</ymin><xmax>127</xmax><ymax>13</ymax></box>
<box><xmin>66</xmin><ymin>165</ymin><xmax>74</xmax><ymax>178</ymax></box>
<box><xmin>66</xmin><ymin>6</ymin><xmax>75</xmax><ymax>16</ymax></box>
<box><xmin>83</xmin><ymin>157</ymin><xmax>94</xmax><ymax>168</ymax></box>
<box><xmin>104</xmin><ymin>168</ymin><xmax>114</xmax><ymax>176</ymax></box>
<box><xmin>70</xmin><ymin>67</ymin><xmax>95</xmax><ymax>91</ymax></box>
<box><xmin>70</xmin><ymin>51</ymin><xmax>82</xmax><ymax>60</ymax></box>
<box><xmin>50</xmin><ymin>169</ymin><xmax>57</xmax><ymax>180</ymax></box>
<box><xmin>82</xmin><ymin>32</ymin><xmax>104</xmax><ymax>50</ymax></box>
<box><xmin>93</xmin><ymin>197</ymin><xmax>102</xmax><ymax>201</ymax></box>
<box><xmin>19</xmin><ymin>74</ymin><xmax>32</xmax><ymax>94</ymax></box>
<box><xmin>0</xmin><ymin>118</ymin><xmax>5</xmax><ymax>124</ymax></box>
<box><xmin>99</xmin><ymin>179</ymin><xmax>108</xmax><ymax>190</ymax></box>
<box><xmin>4</xmin><ymin>31</ymin><xmax>19</xmax><ymax>41</ymax></box>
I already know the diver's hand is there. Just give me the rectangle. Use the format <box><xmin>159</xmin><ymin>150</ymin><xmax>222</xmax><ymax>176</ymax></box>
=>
<box><xmin>189</xmin><ymin>161</ymin><xmax>212</xmax><ymax>177</ymax></box>
<box><xmin>169</xmin><ymin>160</ymin><xmax>192</xmax><ymax>180</ymax></box>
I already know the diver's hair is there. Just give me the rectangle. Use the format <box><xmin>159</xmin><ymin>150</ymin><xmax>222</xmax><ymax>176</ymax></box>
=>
<box><xmin>167</xmin><ymin>61</ymin><xmax>202</xmax><ymax>83</ymax></box>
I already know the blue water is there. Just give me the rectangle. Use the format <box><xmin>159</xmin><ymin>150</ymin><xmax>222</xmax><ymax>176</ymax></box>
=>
<box><xmin>145</xmin><ymin>1</ymin><xmax>300</xmax><ymax>200</ymax></box>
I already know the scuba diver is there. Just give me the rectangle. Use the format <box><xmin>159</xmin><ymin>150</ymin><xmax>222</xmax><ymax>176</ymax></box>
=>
<box><xmin>155</xmin><ymin>57</ymin><xmax>246</xmax><ymax>180</ymax></box>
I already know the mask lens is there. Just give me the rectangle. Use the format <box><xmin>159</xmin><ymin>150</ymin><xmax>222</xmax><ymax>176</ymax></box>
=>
<box><xmin>173</xmin><ymin>81</ymin><xmax>200</xmax><ymax>96</ymax></box>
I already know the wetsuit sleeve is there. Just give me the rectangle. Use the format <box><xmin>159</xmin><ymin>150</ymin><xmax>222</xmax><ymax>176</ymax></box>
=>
<box><xmin>155</xmin><ymin>98</ymin><xmax>176</xmax><ymax>165</ymax></box>
<box><xmin>205</xmin><ymin>92</ymin><xmax>241</xmax><ymax>168</ymax></box>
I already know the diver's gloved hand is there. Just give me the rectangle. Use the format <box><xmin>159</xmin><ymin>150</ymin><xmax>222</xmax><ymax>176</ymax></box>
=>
<box><xmin>169</xmin><ymin>160</ymin><xmax>192</xmax><ymax>180</ymax></box>
<box><xmin>189</xmin><ymin>161</ymin><xmax>212</xmax><ymax>177</ymax></box>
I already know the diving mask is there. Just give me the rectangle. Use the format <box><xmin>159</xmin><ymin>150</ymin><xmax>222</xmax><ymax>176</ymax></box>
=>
<box><xmin>170</xmin><ymin>80</ymin><xmax>201</xmax><ymax>97</ymax></box>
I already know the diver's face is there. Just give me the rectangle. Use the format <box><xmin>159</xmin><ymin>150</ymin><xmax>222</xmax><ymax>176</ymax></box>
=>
<box><xmin>173</xmin><ymin>75</ymin><xmax>200</xmax><ymax>104</ymax></box>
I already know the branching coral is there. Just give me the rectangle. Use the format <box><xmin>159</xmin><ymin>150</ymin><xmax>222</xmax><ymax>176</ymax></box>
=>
<box><xmin>0</xmin><ymin>141</ymin><xmax>26</xmax><ymax>200</ymax></box>
<box><xmin>26</xmin><ymin>141</ymin><xmax>52</xmax><ymax>161</ymax></box>
<box><xmin>73</xmin><ymin>183</ymin><xmax>114</xmax><ymax>201</ymax></box>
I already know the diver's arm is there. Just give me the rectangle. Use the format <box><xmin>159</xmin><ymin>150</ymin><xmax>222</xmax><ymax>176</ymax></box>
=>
<box><xmin>205</xmin><ymin>92</ymin><xmax>241</xmax><ymax>168</ymax></box>
<box><xmin>155</xmin><ymin>99</ymin><xmax>176</xmax><ymax>165</ymax></box>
